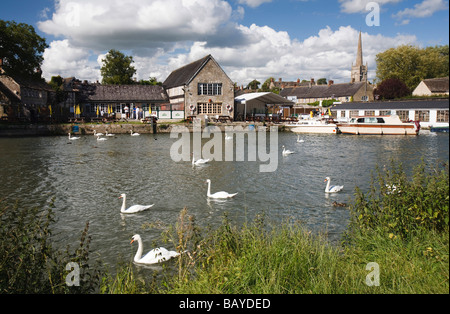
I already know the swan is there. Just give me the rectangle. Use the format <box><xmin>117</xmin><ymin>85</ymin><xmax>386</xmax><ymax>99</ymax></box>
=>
<box><xmin>93</xmin><ymin>130</ymin><xmax>104</xmax><ymax>136</ymax></box>
<box><xmin>297</xmin><ymin>135</ymin><xmax>304</xmax><ymax>143</ymax></box>
<box><xmin>96</xmin><ymin>134</ymin><xmax>107</xmax><ymax>141</ymax></box>
<box><xmin>106</xmin><ymin>131</ymin><xmax>115</xmax><ymax>137</ymax></box>
<box><xmin>282</xmin><ymin>145</ymin><xmax>295</xmax><ymax>156</ymax></box>
<box><xmin>324</xmin><ymin>177</ymin><xmax>344</xmax><ymax>193</ymax></box>
<box><xmin>130</xmin><ymin>130</ymin><xmax>140</xmax><ymax>136</ymax></box>
<box><xmin>192</xmin><ymin>154</ymin><xmax>210</xmax><ymax>166</ymax></box>
<box><xmin>119</xmin><ymin>193</ymin><xmax>154</xmax><ymax>214</ymax></box>
<box><xmin>130</xmin><ymin>234</ymin><xmax>180</xmax><ymax>265</ymax></box>
<box><xmin>68</xmin><ymin>133</ymin><xmax>80</xmax><ymax>140</ymax></box>
<box><xmin>206</xmin><ymin>179</ymin><xmax>237</xmax><ymax>199</ymax></box>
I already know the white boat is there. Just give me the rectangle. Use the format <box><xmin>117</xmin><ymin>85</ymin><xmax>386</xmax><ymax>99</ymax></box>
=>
<box><xmin>337</xmin><ymin>115</ymin><xmax>420</xmax><ymax>135</ymax></box>
<box><xmin>288</xmin><ymin>118</ymin><xmax>339</xmax><ymax>134</ymax></box>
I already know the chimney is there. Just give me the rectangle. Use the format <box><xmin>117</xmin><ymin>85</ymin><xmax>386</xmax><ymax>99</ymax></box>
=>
<box><xmin>328</xmin><ymin>80</ymin><xmax>334</xmax><ymax>86</ymax></box>
<box><xmin>297</xmin><ymin>78</ymin><xmax>300</xmax><ymax>84</ymax></box>
<box><xmin>310</xmin><ymin>78</ymin><xmax>315</xmax><ymax>87</ymax></box>
<box><xmin>279</xmin><ymin>78</ymin><xmax>282</xmax><ymax>82</ymax></box>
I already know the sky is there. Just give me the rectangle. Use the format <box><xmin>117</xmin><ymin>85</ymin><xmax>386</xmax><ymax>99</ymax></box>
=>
<box><xmin>1</xmin><ymin>0</ymin><xmax>448</xmax><ymax>85</ymax></box>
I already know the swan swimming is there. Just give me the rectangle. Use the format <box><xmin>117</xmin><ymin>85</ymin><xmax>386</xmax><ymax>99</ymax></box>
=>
<box><xmin>297</xmin><ymin>135</ymin><xmax>304</xmax><ymax>143</ymax></box>
<box><xmin>68</xmin><ymin>133</ymin><xmax>80</xmax><ymax>140</ymax></box>
<box><xmin>119</xmin><ymin>193</ymin><xmax>154</xmax><ymax>214</ymax></box>
<box><xmin>206</xmin><ymin>179</ymin><xmax>237</xmax><ymax>199</ymax></box>
<box><xmin>130</xmin><ymin>130</ymin><xmax>140</xmax><ymax>136</ymax></box>
<box><xmin>192</xmin><ymin>154</ymin><xmax>210</xmax><ymax>166</ymax></box>
<box><xmin>130</xmin><ymin>234</ymin><xmax>179</xmax><ymax>265</ymax></box>
<box><xmin>106</xmin><ymin>131</ymin><xmax>115</xmax><ymax>137</ymax></box>
<box><xmin>282</xmin><ymin>145</ymin><xmax>295</xmax><ymax>156</ymax></box>
<box><xmin>93</xmin><ymin>130</ymin><xmax>103</xmax><ymax>136</ymax></box>
<box><xmin>324</xmin><ymin>177</ymin><xmax>344</xmax><ymax>193</ymax></box>
<box><xmin>96</xmin><ymin>134</ymin><xmax>107</xmax><ymax>141</ymax></box>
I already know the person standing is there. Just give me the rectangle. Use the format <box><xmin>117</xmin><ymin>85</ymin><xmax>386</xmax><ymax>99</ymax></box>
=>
<box><xmin>124</xmin><ymin>105</ymin><xmax>129</xmax><ymax>119</ymax></box>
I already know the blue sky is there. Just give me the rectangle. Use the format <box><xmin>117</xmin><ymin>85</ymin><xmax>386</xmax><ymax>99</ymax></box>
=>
<box><xmin>1</xmin><ymin>0</ymin><xmax>448</xmax><ymax>85</ymax></box>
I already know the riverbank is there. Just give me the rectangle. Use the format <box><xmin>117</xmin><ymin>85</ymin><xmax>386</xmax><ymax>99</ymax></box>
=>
<box><xmin>0</xmin><ymin>121</ymin><xmax>289</xmax><ymax>137</ymax></box>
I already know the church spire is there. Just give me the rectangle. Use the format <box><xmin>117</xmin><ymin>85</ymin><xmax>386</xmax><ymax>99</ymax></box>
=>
<box><xmin>356</xmin><ymin>31</ymin><xmax>363</xmax><ymax>67</ymax></box>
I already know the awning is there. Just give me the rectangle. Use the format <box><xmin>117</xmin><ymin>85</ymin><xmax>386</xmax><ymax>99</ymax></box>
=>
<box><xmin>235</xmin><ymin>92</ymin><xmax>294</xmax><ymax>107</ymax></box>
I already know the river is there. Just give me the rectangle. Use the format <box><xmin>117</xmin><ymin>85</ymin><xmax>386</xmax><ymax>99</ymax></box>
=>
<box><xmin>0</xmin><ymin>130</ymin><xmax>448</xmax><ymax>267</ymax></box>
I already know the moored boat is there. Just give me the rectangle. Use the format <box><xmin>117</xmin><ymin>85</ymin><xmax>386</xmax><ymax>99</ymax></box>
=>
<box><xmin>288</xmin><ymin>118</ymin><xmax>339</xmax><ymax>134</ymax></box>
<box><xmin>336</xmin><ymin>115</ymin><xmax>420</xmax><ymax>135</ymax></box>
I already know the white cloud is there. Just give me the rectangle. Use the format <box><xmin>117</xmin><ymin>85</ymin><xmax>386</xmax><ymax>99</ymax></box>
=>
<box><xmin>41</xmin><ymin>40</ymin><xmax>101</xmax><ymax>81</ymax></box>
<box><xmin>339</xmin><ymin>0</ymin><xmax>402</xmax><ymax>13</ymax></box>
<box><xmin>237</xmin><ymin>0</ymin><xmax>273</xmax><ymax>8</ymax></box>
<box><xmin>393</xmin><ymin>0</ymin><xmax>448</xmax><ymax>20</ymax></box>
<box><xmin>38</xmin><ymin>0</ymin><xmax>233</xmax><ymax>53</ymax></box>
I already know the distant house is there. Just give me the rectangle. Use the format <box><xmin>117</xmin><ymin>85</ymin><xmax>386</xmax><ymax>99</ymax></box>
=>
<box><xmin>280</xmin><ymin>80</ymin><xmax>374</xmax><ymax>104</ymax></box>
<box><xmin>0</xmin><ymin>71</ymin><xmax>54</xmax><ymax>122</ymax></box>
<box><xmin>163</xmin><ymin>55</ymin><xmax>235</xmax><ymax>119</ymax></box>
<box><xmin>80</xmin><ymin>84</ymin><xmax>169</xmax><ymax>120</ymax></box>
<box><xmin>412</xmin><ymin>77</ymin><xmax>449</xmax><ymax>97</ymax></box>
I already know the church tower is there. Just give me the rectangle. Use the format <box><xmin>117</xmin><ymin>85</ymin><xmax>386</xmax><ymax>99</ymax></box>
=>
<box><xmin>351</xmin><ymin>32</ymin><xmax>368</xmax><ymax>83</ymax></box>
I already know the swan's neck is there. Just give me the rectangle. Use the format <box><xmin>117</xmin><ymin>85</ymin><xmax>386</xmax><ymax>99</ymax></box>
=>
<box><xmin>207</xmin><ymin>181</ymin><xmax>211</xmax><ymax>197</ymax></box>
<box><xmin>325</xmin><ymin>179</ymin><xmax>331</xmax><ymax>192</ymax></box>
<box><xmin>120</xmin><ymin>196</ymin><xmax>126</xmax><ymax>212</ymax></box>
<box><xmin>134</xmin><ymin>237</ymin><xmax>143</xmax><ymax>262</ymax></box>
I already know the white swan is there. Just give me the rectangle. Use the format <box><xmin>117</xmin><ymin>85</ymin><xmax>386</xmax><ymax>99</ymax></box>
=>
<box><xmin>282</xmin><ymin>145</ymin><xmax>295</xmax><ymax>156</ymax></box>
<box><xmin>119</xmin><ymin>193</ymin><xmax>154</xmax><ymax>214</ymax></box>
<box><xmin>297</xmin><ymin>135</ymin><xmax>304</xmax><ymax>143</ymax></box>
<box><xmin>192</xmin><ymin>154</ymin><xmax>210</xmax><ymax>166</ymax></box>
<box><xmin>68</xmin><ymin>133</ymin><xmax>80</xmax><ymax>140</ymax></box>
<box><xmin>93</xmin><ymin>130</ymin><xmax>104</xmax><ymax>136</ymax></box>
<box><xmin>96</xmin><ymin>134</ymin><xmax>107</xmax><ymax>141</ymax></box>
<box><xmin>324</xmin><ymin>177</ymin><xmax>344</xmax><ymax>193</ymax></box>
<box><xmin>130</xmin><ymin>234</ymin><xmax>180</xmax><ymax>265</ymax></box>
<box><xmin>206</xmin><ymin>179</ymin><xmax>237</xmax><ymax>199</ymax></box>
<box><xmin>106</xmin><ymin>131</ymin><xmax>115</xmax><ymax>137</ymax></box>
<box><xmin>130</xmin><ymin>130</ymin><xmax>140</xmax><ymax>136</ymax></box>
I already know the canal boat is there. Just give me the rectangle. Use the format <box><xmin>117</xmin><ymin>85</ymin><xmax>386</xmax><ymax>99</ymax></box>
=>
<box><xmin>336</xmin><ymin>115</ymin><xmax>420</xmax><ymax>135</ymax></box>
<box><xmin>288</xmin><ymin>118</ymin><xmax>339</xmax><ymax>134</ymax></box>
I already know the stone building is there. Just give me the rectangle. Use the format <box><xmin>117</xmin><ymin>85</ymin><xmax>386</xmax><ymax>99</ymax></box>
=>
<box><xmin>163</xmin><ymin>55</ymin><xmax>235</xmax><ymax>119</ymax></box>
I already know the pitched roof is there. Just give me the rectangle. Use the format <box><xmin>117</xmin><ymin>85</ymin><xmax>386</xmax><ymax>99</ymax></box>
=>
<box><xmin>280</xmin><ymin>82</ymin><xmax>369</xmax><ymax>99</ymax></box>
<box><xmin>86</xmin><ymin>85</ymin><xmax>169</xmax><ymax>102</ymax></box>
<box><xmin>163</xmin><ymin>55</ymin><xmax>212</xmax><ymax>89</ymax></box>
<box><xmin>422</xmin><ymin>77</ymin><xmax>449</xmax><ymax>93</ymax></box>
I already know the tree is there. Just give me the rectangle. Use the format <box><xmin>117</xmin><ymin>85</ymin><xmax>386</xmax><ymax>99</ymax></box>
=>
<box><xmin>247</xmin><ymin>79</ymin><xmax>260</xmax><ymax>90</ymax></box>
<box><xmin>0</xmin><ymin>20</ymin><xmax>48</xmax><ymax>79</ymax></box>
<box><xmin>375</xmin><ymin>45</ymin><xmax>449</xmax><ymax>92</ymax></box>
<box><xmin>100</xmin><ymin>49</ymin><xmax>136</xmax><ymax>85</ymax></box>
<box><xmin>317</xmin><ymin>78</ymin><xmax>327</xmax><ymax>85</ymax></box>
<box><xmin>138</xmin><ymin>77</ymin><xmax>162</xmax><ymax>86</ymax></box>
<box><xmin>373</xmin><ymin>78</ymin><xmax>410</xmax><ymax>100</ymax></box>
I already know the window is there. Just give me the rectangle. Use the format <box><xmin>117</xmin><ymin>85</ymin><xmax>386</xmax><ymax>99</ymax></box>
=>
<box><xmin>197</xmin><ymin>103</ymin><xmax>222</xmax><ymax>115</ymax></box>
<box><xmin>379</xmin><ymin>110</ymin><xmax>391</xmax><ymax>116</ymax></box>
<box><xmin>198</xmin><ymin>83</ymin><xmax>222</xmax><ymax>96</ymax></box>
<box><xmin>349</xmin><ymin>110</ymin><xmax>359</xmax><ymax>118</ymax></box>
<box><xmin>364</xmin><ymin>111</ymin><xmax>375</xmax><ymax>116</ymax></box>
<box><xmin>397</xmin><ymin>110</ymin><xmax>410</xmax><ymax>122</ymax></box>
<box><xmin>437</xmin><ymin>110</ymin><xmax>449</xmax><ymax>123</ymax></box>
<box><xmin>340</xmin><ymin>111</ymin><xmax>346</xmax><ymax>118</ymax></box>
<box><xmin>415</xmin><ymin>110</ymin><xmax>430</xmax><ymax>122</ymax></box>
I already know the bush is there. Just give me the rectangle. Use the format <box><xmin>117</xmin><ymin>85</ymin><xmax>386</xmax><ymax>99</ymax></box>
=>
<box><xmin>0</xmin><ymin>200</ymin><xmax>101</xmax><ymax>293</ymax></box>
<box><xmin>374</xmin><ymin>78</ymin><xmax>411</xmax><ymax>100</ymax></box>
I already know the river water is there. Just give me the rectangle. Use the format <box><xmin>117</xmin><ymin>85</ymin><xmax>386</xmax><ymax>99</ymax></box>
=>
<box><xmin>0</xmin><ymin>130</ymin><xmax>448</xmax><ymax>267</ymax></box>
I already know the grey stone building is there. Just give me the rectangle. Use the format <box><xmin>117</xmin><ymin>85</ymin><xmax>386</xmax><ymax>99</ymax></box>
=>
<box><xmin>163</xmin><ymin>55</ymin><xmax>235</xmax><ymax>119</ymax></box>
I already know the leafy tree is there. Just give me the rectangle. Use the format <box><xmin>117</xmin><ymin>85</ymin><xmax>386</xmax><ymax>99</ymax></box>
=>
<box><xmin>0</xmin><ymin>20</ymin><xmax>48</xmax><ymax>79</ymax></box>
<box><xmin>100</xmin><ymin>49</ymin><xmax>136</xmax><ymax>85</ymax></box>
<box><xmin>260</xmin><ymin>77</ymin><xmax>280</xmax><ymax>94</ymax></box>
<box><xmin>375</xmin><ymin>45</ymin><xmax>449</xmax><ymax>92</ymax></box>
<box><xmin>247</xmin><ymin>79</ymin><xmax>260</xmax><ymax>90</ymax></box>
<box><xmin>317</xmin><ymin>78</ymin><xmax>327</xmax><ymax>85</ymax></box>
<box><xmin>138</xmin><ymin>77</ymin><xmax>162</xmax><ymax>86</ymax></box>
<box><xmin>373</xmin><ymin>78</ymin><xmax>410</xmax><ymax>100</ymax></box>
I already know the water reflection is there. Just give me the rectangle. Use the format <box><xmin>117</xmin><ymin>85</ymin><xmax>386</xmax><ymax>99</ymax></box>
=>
<box><xmin>0</xmin><ymin>132</ymin><xmax>448</xmax><ymax>266</ymax></box>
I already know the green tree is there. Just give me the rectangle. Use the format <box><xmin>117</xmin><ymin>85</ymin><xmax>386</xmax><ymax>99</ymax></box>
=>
<box><xmin>374</xmin><ymin>78</ymin><xmax>410</xmax><ymax>100</ymax></box>
<box><xmin>375</xmin><ymin>45</ymin><xmax>449</xmax><ymax>92</ymax></box>
<box><xmin>138</xmin><ymin>76</ymin><xmax>162</xmax><ymax>86</ymax></box>
<box><xmin>247</xmin><ymin>79</ymin><xmax>260</xmax><ymax>90</ymax></box>
<box><xmin>317</xmin><ymin>78</ymin><xmax>327</xmax><ymax>85</ymax></box>
<box><xmin>100</xmin><ymin>49</ymin><xmax>136</xmax><ymax>85</ymax></box>
<box><xmin>0</xmin><ymin>20</ymin><xmax>48</xmax><ymax>79</ymax></box>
